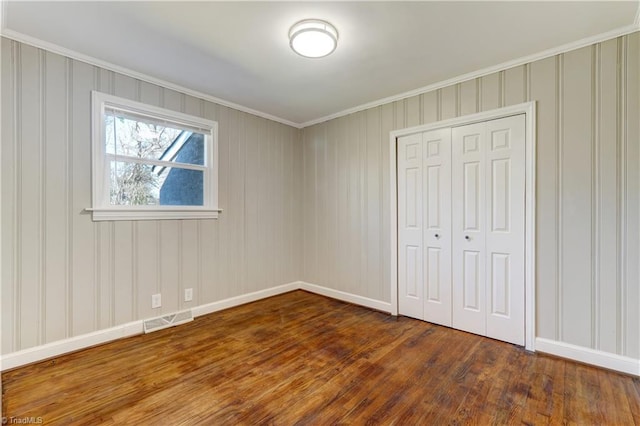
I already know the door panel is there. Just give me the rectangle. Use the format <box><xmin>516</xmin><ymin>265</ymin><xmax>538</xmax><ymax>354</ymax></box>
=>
<box><xmin>491</xmin><ymin>159</ymin><xmax>511</xmax><ymax>232</ymax></box>
<box><xmin>422</xmin><ymin>128</ymin><xmax>452</xmax><ymax>326</ymax></box>
<box><xmin>490</xmin><ymin>252</ymin><xmax>510</xmax><ymax>316</ymax></box>
<box><xmin>463</xmin><ymin>162</ymin><xmax>481</xmax><ymax>231</ymax></box>
<box><xmin>485</xmin><ymin>115</ymin><xmax>525</xmax><ymax>345</ymax></box>
<box><xmin>463</xmin><ymin>250</ymin><xmax>481</xmax><ymax>310</ymax></box>
<box><xmin>398</xmin><ymin>134</ymin><xmax>424</xmax><ymax>319</ymax></box>
<box><xmin>452</xmin><ymin>123</ymin><xmax>487</xmax><ymax>336</ymax></box>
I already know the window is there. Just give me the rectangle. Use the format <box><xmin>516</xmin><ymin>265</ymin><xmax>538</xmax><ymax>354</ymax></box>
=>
<box><xmin>91</xmin><ymin>91</ymin><xmax>219</xmax><ymax>221</ymax></box>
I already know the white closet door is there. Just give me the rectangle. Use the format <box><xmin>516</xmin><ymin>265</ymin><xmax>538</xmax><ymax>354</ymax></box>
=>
<box><xmin>452</xmin><ymin>122</ymin><xmax>487</xmax><ymax>336</ymax></box>
<box><xmin>398</xmin><ymin>133</ymin><xmax>424</xmax><ymax>319</ymax></box>
<box><xmin>484</xmin><ymin>115</ymin><xmax>525</xmax><ymax>345</ymax></box>
<box><xmin>422</xmin><ymin>129</ymin><xmax>452</xmax><ymax>327</ymax></box>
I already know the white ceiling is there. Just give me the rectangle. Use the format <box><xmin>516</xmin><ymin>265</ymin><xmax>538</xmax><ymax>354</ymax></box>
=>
<box><xmin>2</xmin><ymin>1</ymin><xmax>638</xmax><ymax>126</ymax></box>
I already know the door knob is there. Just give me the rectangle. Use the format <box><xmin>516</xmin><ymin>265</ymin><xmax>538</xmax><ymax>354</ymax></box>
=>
<box><xmin>465</xmin><ymin>235</ymin><xmax>470</xmax><ymax>240</ymax></box>
<box><xmin>435</xmin><ymin>233</ymin><xmax>440</xmax><ymax>238</ymax></box>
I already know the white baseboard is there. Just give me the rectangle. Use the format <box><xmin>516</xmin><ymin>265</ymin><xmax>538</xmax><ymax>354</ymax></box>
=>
<box><xmin>191</xmin><ymin>282</ymin><xmax>299</xmax><ymax>317</ymax></box>
<box><xmin>299</xmin><ymin>281</ymin><xmax>392</xmax><ymax>313</ymax></box>
<box><xmin>0</xmin><ymin>321</ymin><xmax>144</xmax><ymax>372</ymax></box>
<box><xmin>536</xmin><ymin>337</ymin><xmax>640</xmax><ymax>376</ymax></box>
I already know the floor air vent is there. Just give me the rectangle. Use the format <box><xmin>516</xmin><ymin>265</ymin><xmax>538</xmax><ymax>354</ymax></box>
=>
<box><xmin>143</xmin><ymin>310</ymin><xmax>193</xmax><ymax>333</ymax></box>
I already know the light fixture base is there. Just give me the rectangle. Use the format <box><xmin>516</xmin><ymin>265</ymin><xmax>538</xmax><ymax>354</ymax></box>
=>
<box><xmin>289</xmin><ymin>19</ymin><xmax>339</xmax><ymax>59</ymax></box>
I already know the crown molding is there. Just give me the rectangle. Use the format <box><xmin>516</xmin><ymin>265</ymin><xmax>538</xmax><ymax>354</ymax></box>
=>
<box><xmin>0</xmin><ymin>29</ymin><xmax>302</xmax><ymax>129</ymax></box>
<box><xmin>1</xmin><ymin>22</ymin><xmax>638</xmax><ymax>130</ymax></box>
<box><xmin>300</xmin><ymin>24</ymin><xmax>640</xmax><ymax>128</ymax></box>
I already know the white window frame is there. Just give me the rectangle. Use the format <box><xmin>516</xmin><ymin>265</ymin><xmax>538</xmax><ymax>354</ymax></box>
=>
<box><xmin>90</xmin><ymin>91</ymin><xmax>220</xmax><ymax>221</ymax></box>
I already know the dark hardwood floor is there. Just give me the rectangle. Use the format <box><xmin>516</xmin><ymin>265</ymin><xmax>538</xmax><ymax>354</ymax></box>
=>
<box><xmin>3</xmin><ymin>290</ymin><xmax>639</xmax><ymax>425</ymax></box>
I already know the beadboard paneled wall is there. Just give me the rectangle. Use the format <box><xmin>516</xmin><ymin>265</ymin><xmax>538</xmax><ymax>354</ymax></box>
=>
<box><xmin>302</xmin><ymin>33</ymin><xmax>640</xmax><ymax>359</ymax></box>
<box><xmin>1</xmin><ymin>38</ymin><xmax>303</xmax><ymax>354</ymax></box>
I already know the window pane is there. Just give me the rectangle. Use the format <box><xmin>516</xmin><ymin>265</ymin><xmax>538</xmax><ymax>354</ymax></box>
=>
<box><xmin>110</xmin><ymin>161</ymin><xmax>204</xmax><ymax>206</ymax></box>
<box><xmin>105</xmin><ymin>112</ymin><xmax>205</xmax><ymax>166</ymax></box>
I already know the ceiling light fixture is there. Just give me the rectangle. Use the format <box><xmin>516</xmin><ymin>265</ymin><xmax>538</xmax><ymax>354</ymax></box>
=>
<box><xmin>289</xmin><ymin>19</ymin><xmax>338</xmax><ymax>58</ymax></box>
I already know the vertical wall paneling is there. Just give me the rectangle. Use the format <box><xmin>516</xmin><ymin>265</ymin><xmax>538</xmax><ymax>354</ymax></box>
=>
<box><xmin>71</xmin><ymin>60</ymin><xmax>96</xmax><ymax>337</ymax></box>
<box><xmin>556</xmin><ymin>54</ymin><xmax>564</xmax><ymax>341</ymax></box>
<box><xmin>406</xmin><ymin>95</ymin><xmax>421</xmax><ymax>127</ymax></box>
<box><xmin>591</xmin><ymin>45</ymin><xmax>599</xmax><ymax>349</ymax></box>
<box><xmin>245</xmin><ymin>115</ymin><xmax>258</xmax><ymax>291</ymax></box>
<box><xmin>1</xmin><ymin>39</ymin><xmax>17</xmax><ymax>352</ymax></box>
<box><xmin>623</xmin><ymin>33</ymin><xmax>639</xmax><ymax>359</ymax></box>
<box><xmin>1</xmin><ymin>39</ymin><xmax>303</xmax><ymax>354</ymax></box>
<box><xmin>597</xmin><ymin>39</ymin><xmax>617</xmax><ymax>353</ymax></box>
<box><xmin>317</xmin><ymin>122</ymin><xmax>328</xmax><ymax>288</ymax></box>
<box><xmin>366</xmin><ymin>107</ymin><xmax>382</xmax><ymax>300</ymax></box>
<box><xmin>336</xmin><ymin>117</ymin><xmax>348</xmax><ymax>292</ymax></box>
<box><xmin>39</xmin><ymin>50</ymin><xmax>46</xmax><ymax>343</ymax></box>
<box><xmin>381</xmin><ymin>103</ymin><xmax>394</xmax><ymax>302</ymax></box>
<box><xmin>113</xmin><ymin>222</ymin><xmax>133</xmax><ymax>325</ymax></box>
<box><xmin>440</xmin><ymin>85</ymin><xmax>457</xmax><ymax>120</ymax></box>
<box><xmin>326</xmin><ymin>120</ymin><xmax>338</xmax><ymax>290</ymax></box>
<box><xmin>561</xmin><ymin>46</ymin><xmax>593</xmax><ymax>348</ymax></box>
<box><xmin>349</xmin><ymin>114</ymin><xmax>360</xmax><ymax>293</ymax></box>
<box><xmin>301</xmin><ymin>34</ymin><xmax>639</xmax><ymax>362</ymax></box>
<box><xmin>504</xmin><ymin>65</ymin><xmax>527</xmax><ymax>106</ymax></box>
<box><xmin>616</xmin><ymin>36</ymin><xmax>629</xmax><ymax>356</ymax></box>
<box><xmin>19</xmin><ymin>44</ymin><xmax>41</xmax><ymax>349</ymax></box>
<box><xmin>421</xmin><ymin>91</ymin><xmax>438</xmax><ymax>124</ymax></box>
<box><xmin>530</xmin><ymin>56</ymin><xmax>558</xmax><ymax>340</ymax></box>
<box><xmin>459</xmin><ymin>79</ymin><xmax>478</xmax><ymax>116</ymax></box>
<box><xmin>358</xmin><ymin>112</ymin><xmax>367</xmax><ymax>297</ymax></box>
<box><xmin>480</xmin><ymin>73</ymin><xmax>500</xmax><ymax>111</ymax></box>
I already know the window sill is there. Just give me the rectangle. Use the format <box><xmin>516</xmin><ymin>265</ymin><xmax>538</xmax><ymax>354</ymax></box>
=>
<box><xmin>86</xmin><ymin>207</ymin><xmax>222</xmax><ymax>221</ymax></box>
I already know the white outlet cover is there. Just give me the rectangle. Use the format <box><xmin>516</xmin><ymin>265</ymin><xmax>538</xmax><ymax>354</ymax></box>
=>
<box><xmin>152</xmin><ymin>293</ymin><xmax>162</xmax><ymax>308</ymax></box>
<box><xmin>184</xmin><ymin>288</ymin><xmax>193</xmax><ymax>302</ymax></box>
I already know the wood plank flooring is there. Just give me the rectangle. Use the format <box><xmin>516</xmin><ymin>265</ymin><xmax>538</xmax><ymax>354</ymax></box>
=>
<box><xmin>3</xmin><ymin>290</ymin><xmax>639</xmax><ymax>425</ymax></box>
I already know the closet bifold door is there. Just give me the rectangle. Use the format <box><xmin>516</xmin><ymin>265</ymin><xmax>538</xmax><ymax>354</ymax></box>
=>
<box><xmin>398</xmin><ymin>133</ymin><xmax>424</xmax><ymax>320</ymax></box>
<box><xmin>484</xmin><ymin>115</ymin><xmax>525</xmax><ymax>346</ymax></box>
<box><xmin>422</xmin><ymin>128</ymin><xmax>452</xmax><ymax>327</ymax></box>
<box><xmin>451</xmin><ymin>115</ymin><xmax>526</xmax><ymax>346</ymax></box>
<box><xmin>452</xmin><ymin>122</ymin><xmax>488</xmax><ymax>337</ymax></box>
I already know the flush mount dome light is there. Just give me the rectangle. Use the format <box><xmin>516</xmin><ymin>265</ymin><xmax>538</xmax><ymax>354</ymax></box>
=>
<box><xmin>289</xmin><ymin>19</ymin><xmax>338</xmax><ymax>58</ymax></box>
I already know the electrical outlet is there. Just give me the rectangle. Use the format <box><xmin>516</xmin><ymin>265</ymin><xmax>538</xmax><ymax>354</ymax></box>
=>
<box><xmin>151</xmin><ymin>293</ymin><xmax>162</xmax><ymax>309</ymax></box>
<box><xmin>184</xmin><ymin>288</ymin><xmax>193</xmax><ymax>302</ymax></box>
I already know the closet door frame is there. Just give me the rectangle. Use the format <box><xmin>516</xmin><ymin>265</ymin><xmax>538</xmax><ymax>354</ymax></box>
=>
<box><xmin>389</xmin><ymin>102</ymin><xmax>537</xmax><ymax>351</ymax></box>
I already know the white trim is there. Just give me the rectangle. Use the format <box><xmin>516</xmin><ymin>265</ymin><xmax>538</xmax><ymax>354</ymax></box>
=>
<box><xmin>299</xmin><ymin>282</ymin><xmax>392</xmax><ymax>313</ymax></box>
<box><xmin>191</xmin><ymin>282</ymin><xmax>299</xmax><ymax>317</ymax></box>
<box><xmin>0</xmin><ymin>321</ymin><xmax>144</xmax><ymax>372</ymax></box>
<box><xmin>0</xmin><ymin>29</ymin><xmax>300</xmax><ymax>129</ymax></box>
<box><xmin>635</xmin><ymin>3</ymin><xmax>640</xmax><ymax>27</ymax></box>
<box><xmin>536</xmin><ymin>338</ymin><xmax>640</xmax><ymax>377</ymax></box>
<box><xmin>389</xmin><ymin>102</ymin><xmax>537</xmax><ymax>351</ymax></box>
<box><xmin>89</xmin><ymin>209</ymin><xmax>221</xmax><ymax>221</ymax></box>
<box><xmin>300</xmin><ymin>25</ymin><xmax>639</xmax><ymax>128</ymax></box>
